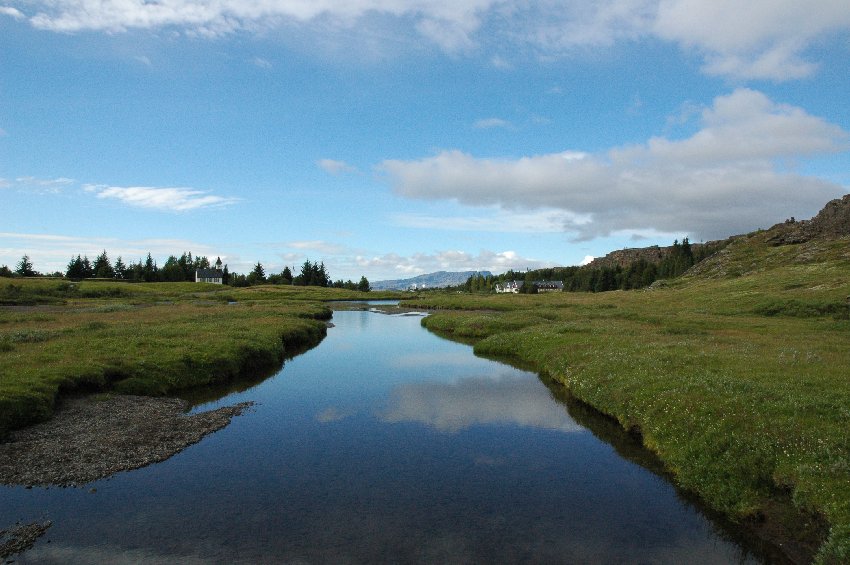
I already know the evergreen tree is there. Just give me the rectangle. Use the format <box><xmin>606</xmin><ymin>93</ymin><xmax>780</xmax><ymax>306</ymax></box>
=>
<box><xmin>92</xmin><ymin>250</ymin><xmax>114</xmax><ymax>279</ymax></box>
<box><xmin>161</xmin><ymin>256</ymin><xmax>185</xmax><ymax>282</ymax></box>
<box><xmin>357</xmin><ymin>276</ymin><xmax>370</xmax><ymax>292</ymax></box>
<box><xmin>247</xmin><ymin>262</ymin><xmax>266</xmax><ymax>285</ymax></box>
<box><xmin>114</xmin><ymin>256</ymin><xmax>127</xmax><ymax>280</ymax></box>
<box><xmin>281</xmin><ymin>266</ymin><xmax>293</xmax><ymax>285</ymax></box>
<box><xmin>81</xmin><ymin>256</ymin><xmax>93</xmax><ymax>279</ymax></box>
<box><xmin>66</xmin><ymin>255</ymin><xmax>85</xmax><ymax>279</ymax></box>
<box><xmin>15</xmin><ymin>255</ymin><xmax>36</xmax><ymax>277</ymax></box>
<box><xmin>177</xmin><ymin>253</ymin><xmax>193</xmax><ymax>281</ymax></box>
<box><xmin>0</xmin><ymin>265</ymin><xmax>12</xmax><ymax>277</ymax></box>
<box><xmin>128</xmin><ymin>260</ymin><xmax>144</xmax><ymax>282</ymax></box>
<box><xmin>317</xmin><ymin>262</ymin><xmax>330</xmax><ymax>287</ymax></box>
<box><xmin>142</xmin><ymin>253</ymin><xmax>158</xmax><ymax>282</ymax></box>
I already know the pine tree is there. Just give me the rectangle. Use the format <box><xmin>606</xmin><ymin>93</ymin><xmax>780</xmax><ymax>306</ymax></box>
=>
<box><xmin>248</xmin><ymin>262</ymin><xmax>266</xmax><ymax>285</ymax></box>
<box><xmin>114</xmin><ymin>256</ymin><xmax>127</xmax><ymax>280</ymax></box>
<box><xmin>357</xmin><ymin>276</ymin><xmax>370</xmax><ymax>292</ymax></box>
<box><xmin>142</xmin><ymin>253</ymin><xmax>158</xmax><ymax>282</ymax></box>
<box><xmin>80</xmin><ymin>256</ymin><xmax>94</xmax><ymax>278</ymax></box>
<box><xmin>15</xmin><ymin>255</ymin><xmax>36</xmax><ymax>277</ymax></box>
<box><xmin>161</xmin><ymin>256</ymin><xmax>185</xmax><ymax>282</ymax></box>
<box><xmin>92</xmin><ymin>250</ymin><xmax>114</xmax><ymax>279</ymax></box>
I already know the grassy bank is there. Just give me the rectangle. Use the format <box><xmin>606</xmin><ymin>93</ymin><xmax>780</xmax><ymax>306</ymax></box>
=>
<box><xmin>0</xmin><ymin>279</ymin><xmax>395</xmax><ymax>437</ymax></box>
<box><xmin>410</xmin><ymin>233</ymin><xmax>850</xmax><ymax>563</ymax></box>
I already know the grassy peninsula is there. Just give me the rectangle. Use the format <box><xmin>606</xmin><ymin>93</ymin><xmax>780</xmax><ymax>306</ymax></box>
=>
<box><xmin>410</xmin><ymin>230</ymin><xmax>849</xmax><ymax>563</ymax></box>
<box><xmin>0</xmin><ymin>280</ymin><xmax>391</xmax><ymax>438</ymax></box>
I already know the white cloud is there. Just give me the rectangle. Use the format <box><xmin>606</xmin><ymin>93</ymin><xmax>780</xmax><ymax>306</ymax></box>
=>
<box><xmin>0</xmin><ymin>232</ymin><xmax>222</xmax><ymax>273</ymax></box>
<box><xmin>392</xmin><ymin>208</ymin><xmax>590</xmax><ymax>233</ymax></box>
<box><xmin>84</xmin><ymin>184</ymin><xmax>239</xmax><ymax>212</ymax></box>
<box><xmin>380</xmin><ymin>89</ymin><xmax>849</xmax><ymax>241</ymax></box>
<box><xmin>5</xmin><ymin>1</ymin><xmax>848</xmax><ymax>80</ymax></box>
<box><xmin>356</xmin><ymin>249</ymin><xmax>553</xmax><ymax>277</ymax></box>
<box><xmin>654</xmin><ymin>0</ymin><xmax>850</xmax><ymax>80</ymax></box>
<box><xmin>0</xmin><ymin>6</ymin><xmax>23</xmax><ymax>19</ymax></box>
<box><xmin>317</xmin><ymin>158</ymin><xmax>356</xmax><ymax>175</ymax></box>
<box><xmin>285</xmin><ymin>240</ymin><xmax>349</xmax><ymax>255</ymax></box>
<box><xmin>7</xmin><ymin>176</ymin><xmax>75</xmax><ymax>194</ymax></box>
<box><xmin>251</xmin><ymin>56</ymin><xmax>272</xmax><ymax>69</ymax></box>
<box><xmin>473</xmin><ymin>117</ymin><xmax>511</xmax><ymax>129</ymax></box>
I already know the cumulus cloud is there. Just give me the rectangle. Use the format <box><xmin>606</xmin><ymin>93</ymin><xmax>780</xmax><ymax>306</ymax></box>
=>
<box><xmin>653</xmin><ymin>0</ymin><xmax>850</xmax><ymax>80</ymax></box>
<box><xmin>392</xmin><ymin>208</ymin><xmax>590</xmax><ymax>233</ymax></box>
<box><xmin>4</xmin><ymin>0</ymin><xmax>848</xmax><ymax>79</ymax></box>
<box><xmin>355</xmin><ymin>249</ymin><xmax>553</xmax><ymax>277</ymax></box>
<box><xmin>380</xmin><ymin>88</ymin><xmax>849</xmax><ymax>241</ymax></box>
<box><xmin>84</xmin><ymin>184</ymin><xmax>239</xmax><ymax>211</ymax></box>
<box><xmin>0</xmin><ymin>6</ymin><xmax>23</xmax><ymax>19</ymax></box>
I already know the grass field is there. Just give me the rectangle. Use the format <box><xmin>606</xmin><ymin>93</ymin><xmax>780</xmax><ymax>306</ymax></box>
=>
<box><xmin>0</xmin><ymin>280</ymin><xmax>394</xmax><ymax>438</ymax></box>
<box><xmin>410</xmin><ymin>232</ymin><xmax>850</xmax><ymax>563</ymax></box>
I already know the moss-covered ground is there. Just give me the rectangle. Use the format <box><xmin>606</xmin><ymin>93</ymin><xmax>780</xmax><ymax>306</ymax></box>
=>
<box><xmin>0</xmin><ymin>280</ymin><xmax>395</xmax><ymax>438</ymax></box>
<box><xmin>410</xmin><ymin>233</ymin><xmax>850</xmax><ymax>563</ymax></box>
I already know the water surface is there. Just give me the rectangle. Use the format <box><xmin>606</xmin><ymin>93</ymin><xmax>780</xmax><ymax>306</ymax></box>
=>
<box><xmin>3</xmin><ymin>309</ymin><xmax>768</xmax><ymax>563</ymax></box>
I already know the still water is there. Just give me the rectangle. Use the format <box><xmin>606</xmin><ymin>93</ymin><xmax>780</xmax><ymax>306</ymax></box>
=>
<box><xmin>3</xmin><ymin>308</ymin><xmax>768</xmax><ymax>563</ymax></box>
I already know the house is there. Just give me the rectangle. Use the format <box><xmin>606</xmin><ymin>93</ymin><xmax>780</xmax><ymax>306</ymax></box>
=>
<box><xmin>494</xmin><ymin>280</ymin><xmax>564</xmax><ymax>293</ymax></box>
<box><xmin>195</xmin><ymin>268</ymin><xmax>224</xmax><ymax>284</ymax></box>
<box><xmin>494</xmin><ymin>281</ymin><xmax>524</xmax><ymax>293</ymax></box>
<box><xmin>535</xmin><ymin>280</ymin><xmax>564</xmax><ymax>292</ymax></box>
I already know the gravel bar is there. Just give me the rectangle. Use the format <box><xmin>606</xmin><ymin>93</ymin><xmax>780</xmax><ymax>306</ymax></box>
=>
<box><xmin>0</xmin><ymin>395</ymin><xmax>253</xmax><ymax>487</ymax></box>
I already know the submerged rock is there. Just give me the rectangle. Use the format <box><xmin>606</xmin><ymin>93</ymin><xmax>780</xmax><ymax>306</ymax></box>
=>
<box><xmin>0</xmin><ymin>521</ymin><xmax>52</xmax><ymax>559</ymax></box>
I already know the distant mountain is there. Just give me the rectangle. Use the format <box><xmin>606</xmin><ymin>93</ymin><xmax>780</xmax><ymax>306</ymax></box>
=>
<box><xmin>371</xmin><ymin>270</ymin><xmax>492</xmax><ymax>291</ymax></box>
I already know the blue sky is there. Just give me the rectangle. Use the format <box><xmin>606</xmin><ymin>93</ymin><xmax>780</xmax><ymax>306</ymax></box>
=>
<box><xmin>2</xmin><ymin>1</ymin><xmax>849</xmax><ymax>281</ymax></box>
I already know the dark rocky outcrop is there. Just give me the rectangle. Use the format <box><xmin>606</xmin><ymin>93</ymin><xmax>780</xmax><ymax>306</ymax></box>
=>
<box><xmin>588</xmin><ymin>194</ymin><xmax>850</xmax><ymax>270</ymax></box>
<box><xmin>766</xmin><ymin>194</ymin><xmax>850</xmax><ymax>245</ymax></box>
<box><xmin>586</xmin><ymin>241</ymin><xmax>718</xmax><ymax>270</ymax></box>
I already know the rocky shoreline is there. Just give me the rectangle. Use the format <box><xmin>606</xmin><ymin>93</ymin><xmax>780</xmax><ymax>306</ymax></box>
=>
<box><xmin>0</xmin><ymin>394</ymin><xmax>253</xmax><ymax>488</ymax></box>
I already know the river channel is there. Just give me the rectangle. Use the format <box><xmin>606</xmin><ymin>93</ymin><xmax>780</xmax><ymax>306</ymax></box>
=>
<box><xmin>3</xmin><ymin>306</ymin><xmax>774</xmax><ymax>563</ymax></box>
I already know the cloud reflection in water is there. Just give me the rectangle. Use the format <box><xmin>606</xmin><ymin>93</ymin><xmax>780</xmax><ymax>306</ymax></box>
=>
<box><xmin>380</xmin><ymin>373</ymin><xmax>583</xmax><ymax>433</ymax></box>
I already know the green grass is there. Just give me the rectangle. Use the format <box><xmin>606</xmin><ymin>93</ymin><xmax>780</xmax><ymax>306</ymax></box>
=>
<box><xmin>0</xmin><ymin>280</ymin><xmax>399</xmax><ymax>438</ymax></box>
<box><xmin>409</xmin><ymin>235</ymin><xmax>850</xmax><ymax>563</ymax></box>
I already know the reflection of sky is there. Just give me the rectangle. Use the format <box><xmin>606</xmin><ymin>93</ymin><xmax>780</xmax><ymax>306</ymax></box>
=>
<box><xmin>381</xmin><ymin>373</ymin><xmax>583</xmax><ymax>433</ymax></box>
<box><xmin>388</xmin><ymin>350</ymin><xmax>482</xmax><ymax>370</ymax></box>
<box><xmin>2</xmin><ymin>308</ymin><xmax>762</xmax><ymax>565</ymax></box>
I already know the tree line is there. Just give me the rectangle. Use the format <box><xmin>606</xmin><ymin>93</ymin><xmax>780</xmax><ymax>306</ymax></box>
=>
<box><xmin>1</xmin><ymin>252</ymin><xmax>370</xmax><ymax>291</ymax></box>
<box><xmin>461</xmin><ymin>238</ymin><xmax>724</xmax><ymax>294</ymax></box>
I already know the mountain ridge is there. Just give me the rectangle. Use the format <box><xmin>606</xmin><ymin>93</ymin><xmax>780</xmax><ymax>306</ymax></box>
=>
<box><xmin>371</xmin><ymin>270</ymin><xmax>493</xmax><ymax>291</ymax></box>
